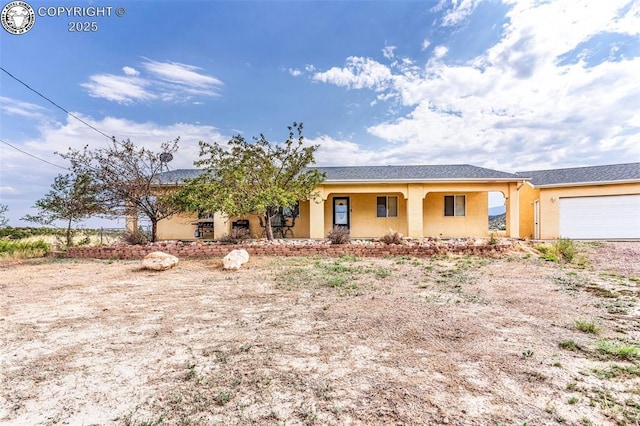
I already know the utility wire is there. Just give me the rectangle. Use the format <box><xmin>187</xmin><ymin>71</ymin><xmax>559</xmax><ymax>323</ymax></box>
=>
<box><xmin>0</xmin><ymin>138</ymin><xmax>69</xmax><ymax>171</ymax></box>
<box><xmin>1</xmin><ymin>66</ymin><xmax>116</xmax><ymax>142</ymax></box>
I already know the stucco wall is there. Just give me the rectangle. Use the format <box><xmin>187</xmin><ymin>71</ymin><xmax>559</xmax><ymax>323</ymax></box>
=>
<box><xmin>518</xmin><ymin>183</ymin><xmax>540</xmax><ymax>240</ymax></box>
<box><xmin>158</xmin><ymin>211</ymin><xmax>230</xmax><ymax>240</ymax></box>
<box><xmin>423</xmin><ymin>192</ymin><xmax>488</xmax><ymax>238</ymax></box>
<box><xmin>323</xmin><ymin>193</ymin><xmax>408</xmax><ymax>238</ymax></box>
<box><xmin>155</xmin><ymin>182</ymin><xmax>516</xmax><ymax>240</ymax></box>
<box><xmin>536</xmin><ymin>182</ymin><xmax>640</xmax><ymax>240</ymax></box>
<box><xmin>158</xmin><ymin>203</ymin><xmax>313</xmax><ymax>241</ymax></box>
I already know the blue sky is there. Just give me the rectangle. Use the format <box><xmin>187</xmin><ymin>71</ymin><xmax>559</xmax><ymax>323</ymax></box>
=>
<box><xmin>1</xmin><ymin>0</ymin><xmax>639</xmax><ymax>227</ymax></box>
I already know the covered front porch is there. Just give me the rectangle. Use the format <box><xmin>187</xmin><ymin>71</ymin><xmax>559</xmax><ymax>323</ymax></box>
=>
<box><xmin>306</xmin><ymin>182</ymin><xmax>522</xmax><ymax>239</ymax></box>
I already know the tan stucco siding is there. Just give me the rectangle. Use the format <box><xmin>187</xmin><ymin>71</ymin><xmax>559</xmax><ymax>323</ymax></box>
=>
<box><xmin>157</xmin><ymin>212</ymin><xmax>229</xmax><ymax>240</ymax></box>
<box><xmin>423</xmin><ymin>192</ymin><xmax>488</xmax><ymax>238</ymax></box>
<box><xmin>518</xmin><ymin>183</ymin><xmax>539</xmax><ymax>239</ymax></box>
<box><xmin>323</xmin><ymin>193</ymin><xmax>407</xmax><ymax>238</ymax></box>
<box><xmin>155</xmin><ymin>181</ymin><xmax>520</xmax><ymax>240</ymax></box>
<box><xmin>536</xmin><ymin>183</ymin><xmax>640</xmax><ymax>240</ymax></box>
<box><xmin>288</xmin><ymin>200</ymin><xmax>310</xmax><ymax>238</ymax></box>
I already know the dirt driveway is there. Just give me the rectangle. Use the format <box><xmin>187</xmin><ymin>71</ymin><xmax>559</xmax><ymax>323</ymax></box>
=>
<box><xmin>1</xmin><ymin>242</ymin><xmax>639</xmax><ymax>425</ymax></box>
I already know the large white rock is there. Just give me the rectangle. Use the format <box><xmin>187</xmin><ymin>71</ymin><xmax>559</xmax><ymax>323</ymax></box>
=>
<box><xmin>142</xmin><ymin>251</ymin><xmax>179</xmax><ymax>271</ymax></box>
<box><xmin>223</xmin><ymin>249</ymin><xmax>250</xmax><ymax>270</ymax></box>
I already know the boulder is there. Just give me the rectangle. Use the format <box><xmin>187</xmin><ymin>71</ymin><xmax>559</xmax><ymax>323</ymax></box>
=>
<box><xmin>223</xmin><ymin>249</ymin><xmax>250</xmax><ymax>270</ymax></box>
<box><xmin>142</xmin><ymin>251</ymin><xmax>179</xmax><ymax>271</ymax></box>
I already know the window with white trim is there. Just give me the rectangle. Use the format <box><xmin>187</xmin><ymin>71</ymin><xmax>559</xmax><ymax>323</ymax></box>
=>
<box><xmin>444</xmin><ymin>195</ymin><xmax>466</xmax><ymax>217</ymax></box>
<box><xmin>377</xmin><ymin>196</ymin><xmax>398</xmax><ymax>217</ymax></box>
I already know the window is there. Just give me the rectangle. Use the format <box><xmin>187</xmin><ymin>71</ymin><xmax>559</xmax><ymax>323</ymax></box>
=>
<box><xmin>280</xmin><ymin>201</ymin><xmax>300</xmax><ymax>218</ymax></box>
<box><xmin>444</xmin><ymin>195</ymin><xmax>466</xmax><ymax>217</ymax></box>
<box><xmin>376</xmin><ymin>196</ymin><xmax>398</xmax><ymax>217</ymax></box>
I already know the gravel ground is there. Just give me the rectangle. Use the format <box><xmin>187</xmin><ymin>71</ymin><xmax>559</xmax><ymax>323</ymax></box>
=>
<box><xmin>1</xmin><ymin>241</ymin><xmax>638</xmax><ymax>425</ymax></box>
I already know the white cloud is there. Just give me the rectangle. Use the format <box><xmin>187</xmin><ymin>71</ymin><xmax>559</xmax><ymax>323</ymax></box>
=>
<box><xmin>307</xmin><ymin>135</ymin><xmax>383</xmax><ymax>166</ymax></box>
<box><xmin>142</xmin><ymin>59</ymin><xmax>223</xmax><ymax>92</ymax></box>
<box><xmin>312</xmin><ymin>56</ymin><xmax>394</xmax><ymax>90</ymax></box>
<box><xmin>433</xmin><ymin>45</ymin><xmax>448</xmax><ymax>59</ymax></box>
<box><xmin>122</xmin><ymin>66</ymin><xmax>139</xmax><ymax>76</ymax></box>
<box><xmin>441</xmin><ymin>0</ymin><xmax>482</xmax><ymax>26</ymax></box>
<box><xmin>81</xmin><ymin>74</ymin><xmax>155</xmax><ymax>104</ymax></box>
<box><xmin>2</xmin><ymin>114</ymin><xmax>229</xmax><ymax>226</ymax></box>
<box><xmin>308</xmin><ymin>0</ymin><xmax>640</xmax><ymax>172</ymax></box>
<box><xmin>289</xmin><ymin>68</ymin><xmax>302</xmax><ymax>77</ymax></box>
<box><xmin>421</xmin><ymin>39</ymin><xmax>431</xmax><ymax>51</ymax></box>
<box><xmin>81</xmin><ymin>59</ymin><xmax>223</xmax><ymax>104</ymax></box>
<box><xmin>0</xmin><ymin>96</ymin><xmax>48</xmax><ymax>120</ymax></box>
<box><xmin>382</xmin><ymin>45</ymin><xmax>396</xmax><ymax>60</ymax></box>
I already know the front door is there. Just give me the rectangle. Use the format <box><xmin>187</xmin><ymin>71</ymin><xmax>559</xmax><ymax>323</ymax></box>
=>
<box><xmin>333</xmin><ymin>197</ymin><xmax>350</xmax><ymax>229</ymax></box>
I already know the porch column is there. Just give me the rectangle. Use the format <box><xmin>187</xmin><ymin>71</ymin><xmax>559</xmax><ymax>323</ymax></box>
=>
<box><xmin>309</xmin><ymin>197</ymin><xmax>325</xmax><ymax>239</ymax></box>
<box><xmin>125</xmin><ymin>202</ymin><xmax>138</xmax><ymax>233</ymax></box>
<box><xmin>406</xmin><ymin>184</ymin><xmax>424</xmax><ymax>238</ymax></box>
<box><xmin>506</xmin><ymin>182</ymin><xmax>520</xmax><ymax>238</ymax></box>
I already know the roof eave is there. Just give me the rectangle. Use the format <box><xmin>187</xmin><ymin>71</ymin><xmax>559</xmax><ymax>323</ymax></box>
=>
<box><xmin>535</xmin><ymin>179</ymin><xmax>640</xmax><ymax>188</ymax></box>
<box><xmin>323</xmin><ymin>178</ymin><xmax>527</xmax><ymax>184</ymax></box>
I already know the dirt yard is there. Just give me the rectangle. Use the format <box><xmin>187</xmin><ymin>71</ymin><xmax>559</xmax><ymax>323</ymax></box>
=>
<box><xmin>1</xmin><ymin>242</ymin><xmax>639</xmax><ymax>425</ymax></box>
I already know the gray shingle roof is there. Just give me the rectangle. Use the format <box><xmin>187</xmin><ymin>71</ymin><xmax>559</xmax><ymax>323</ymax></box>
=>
<box><xmin>156</xmin><ymin>164</ymin><xmax>523</xmax><ymax>184</ymax></box>
<box><xmin>314</xmin><ymin>165</ymin><xmax>522</xmax><ymax>181</ymax></box>
<box><xmin>517</xmin><ymin>163</ymin><xmax>640</xmax><ymax>187</ymax></box>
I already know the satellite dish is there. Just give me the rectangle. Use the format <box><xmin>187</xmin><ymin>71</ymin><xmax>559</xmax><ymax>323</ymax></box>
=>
<box><xmin>159</xmin><ymin>153</ymin><xmax>174</xmax><ymax>163</ymax></box>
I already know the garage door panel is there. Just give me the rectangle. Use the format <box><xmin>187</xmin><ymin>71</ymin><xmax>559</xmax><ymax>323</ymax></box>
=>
<box><xmin>559</xmin><ymin>195</ymin><xmax>640</xmax><ymax>239</ymax></box>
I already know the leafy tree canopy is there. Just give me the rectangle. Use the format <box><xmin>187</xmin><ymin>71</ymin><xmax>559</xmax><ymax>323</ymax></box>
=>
<box><xmin>59</xmin><ymin>137</ymin><xmax>180</xmax><ymax>242</ymax></box>
<box><xmin>174</xmin><ymin>122</ymin><xmax>325</xmax><ymax>240</ymax></box>
<box><xmin>22</xmin><ymin>173</ymin><xmax>103</xmax><ymax>247</ymax></box>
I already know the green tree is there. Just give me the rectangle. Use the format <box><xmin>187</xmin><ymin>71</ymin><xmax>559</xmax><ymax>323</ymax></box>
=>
<box><xmin>59</xmin><ymin>137</ymin><xmax>180</xmax><ymax>242</ymax></box>
<box><xmin>175</xmin><ymin>122</ymin><xmax>325</xmax><ymax>240</ymax></box>
<box><xmin>22</xmin><ymin>173</ymin><xmax>103</xmax><ymax>247</ymax></box>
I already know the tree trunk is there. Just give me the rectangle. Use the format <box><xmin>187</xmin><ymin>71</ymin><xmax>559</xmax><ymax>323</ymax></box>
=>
<box><xmin>151</xmin><ymin>219</ymin><xmax>158</xmax><ymax>243</ymax></box>
<box><xmin>66</xmin><ymin>218</ymin><xmax>73</xmax><ymax>248</ymax></box>
<box><xmin>264</xmin><ymin>213</ymin><xmax>274</xmax><ymax>241</ymax></box>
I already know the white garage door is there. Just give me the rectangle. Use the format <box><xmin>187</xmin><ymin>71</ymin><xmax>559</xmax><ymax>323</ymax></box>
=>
<box><xmin>559</xmin><ymin>195</ymin><xmax>640</xmax><ymax>239</ymax></box>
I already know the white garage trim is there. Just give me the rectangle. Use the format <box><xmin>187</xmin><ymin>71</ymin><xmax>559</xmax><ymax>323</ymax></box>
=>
<box><xmin>559</xmin><ymin>194</ymin><xmax>640</xmax><ymax>239</ymax></box>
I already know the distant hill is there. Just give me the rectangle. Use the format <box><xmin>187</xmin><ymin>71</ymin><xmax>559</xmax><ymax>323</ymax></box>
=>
<box><xmin>489</xmin><ymin>206</ymin><xmax>506</xmax><ymax>216</ymax></box>
<box><xmin>489</xmin><ymin>213</ymin><xmax>506</xmax><ymax>231</ymax></box>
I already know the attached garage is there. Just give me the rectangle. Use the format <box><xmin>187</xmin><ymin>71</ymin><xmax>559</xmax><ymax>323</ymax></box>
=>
<box><xmin>559</xmin><ymin>194</ymin><xmax>640</xmax><ymax>239</ymax></box>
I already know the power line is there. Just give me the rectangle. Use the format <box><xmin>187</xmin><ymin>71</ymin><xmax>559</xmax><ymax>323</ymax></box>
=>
<box><xmin>0</xmin><ymin>138</ymin><xmax>69</xmax><ymax>171</ymax></box>
<box><xmin>0</xmin><ymin>66</ymin><xmax>116</xmax><ymax>142</ymax></box>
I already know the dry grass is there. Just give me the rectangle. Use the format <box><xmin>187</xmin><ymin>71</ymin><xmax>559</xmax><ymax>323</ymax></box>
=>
<box><xmin>1</xmin><ymin>242</ymin><xmax>639</xmax><ymax>425</ymax></box>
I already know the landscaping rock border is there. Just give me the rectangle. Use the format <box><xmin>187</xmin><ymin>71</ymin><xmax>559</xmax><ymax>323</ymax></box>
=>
<box><xmin>61</xmin><ymin>238</ymin><xmax>516</xmax><ymax>260</ymax></box>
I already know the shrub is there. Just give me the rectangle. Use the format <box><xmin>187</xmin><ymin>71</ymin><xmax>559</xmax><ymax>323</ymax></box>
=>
<box><xmin>0</xmin><ymin>226</ymin><xmax>62</xmax><ymax>240</ymax></box>
<box><xmin>536</xmin><ymin>239</ymin><xmax>577</xmax><ymax>262</ymax></box>
<box><xmin>596</xmin><ymin>340</ymin><xmax>639</xmax><ymax>360</ymax></box>
<box><xmin>380</xmin><ymin>229</ymin><xmax>404</xmax><ymax>245</ymax></box>
<box><xmin>218</xmin><ymin>228</ymin><xmax>251</xmax><ymax>244</ymax></box>
<box><xmin>554</xmin><ymin>237</ymin><xmax>577</xmax><ymax>262</ymax></box>
<box><xmin>122</xmin><ymin>229</ymin><xmax>149</xmax><ymax>245</ymax></box>
<box><xmin>574</xmin><ymin>319</ymin><xmax>602</xmax><ymax>334</ymax></box>
<box><xmin>0</xmin><ymin>239</ymin><xmax>50</xmax><ymax>258</ymax></box>
<box><xmin>327</xmin><ymin>226</ymin><xmax>350</xmax><ymax>245</ymax></box>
